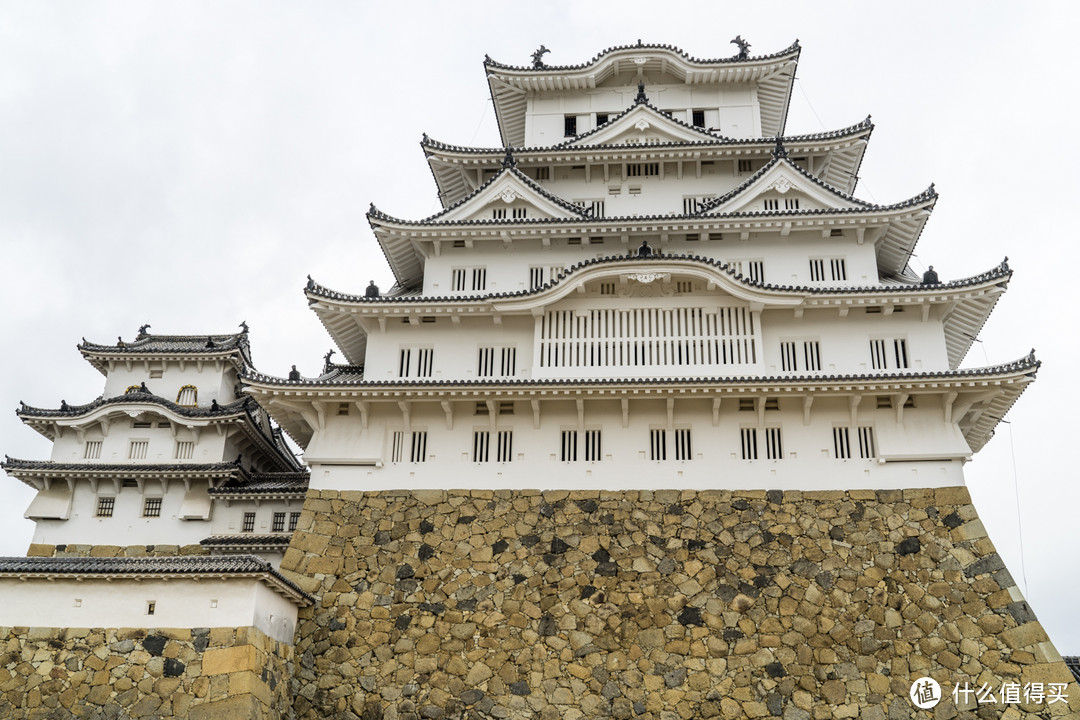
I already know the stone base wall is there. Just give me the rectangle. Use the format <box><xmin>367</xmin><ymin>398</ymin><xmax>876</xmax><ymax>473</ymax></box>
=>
<box><xmin>0</xmin><ymin>625</ymin><xmax>292</xmax><ymax>719</ymax></box>
<box><xmin>27</xmin><ymin>543</ymin><xmax>209</xmax><ymax>558</ymax></box>
<box><xmin>281</xmin><ymin>488</ymin><xmax>1080</xmax><ymax>720</ymax></box>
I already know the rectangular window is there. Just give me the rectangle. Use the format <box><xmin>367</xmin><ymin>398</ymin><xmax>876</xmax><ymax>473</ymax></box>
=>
<box><xmin>451</xmin><ymin>268</ymin><xmax>467</xmax><ymax>292</ymax></box>
<box><xmin>833</xmin><ymin>427</ymin><xmax>852</xmax><ymax>460</ymax></box>
<box><xmin>128</xmin><ymin>440</ymin><xmax>148</xmax><ymax>460</ymax></box>
<box><xmin>391</xmin><ymin>431</ymin><xmax>404</xmax><ymax>463</ymax></box>
<box><xmin>242</xmin><ymin>512</ymin><xmax>256</xmax><ymax>532</ymax></box>
<box><xmin>96</xmin><ymin>497</ymin><xmax>115</xmax><ymax>518</ymax></box>
<box><xmin>740</xmin><ymin>428</ymin><xmax>758</xmax><ymax>460</ymax></box>
<box><xmin>870</xmin><ymin>339</ymin><xmax>909</xmax><ymax>370</ymax></box>
<box><xmin>560</xmin><ymin>430</ymin><xmax>578</xmax><ymax>462</ymax></box>
<box><xmin>399</xmin><ymin>348</ymin><xmax>434</xmax><ymax>378</ymax></box>
<box><xmin>682</xmin><ymin>196</ymin><xmax>715</xmax><ymax>214</ymax></box>
<box><xmin>575</xmin><ymin>200</ymin><xmax>604</xmax><ymax>218</ymax></box>
<box><xmin>410</xmin><ymin>431</ymin><xmax>428</xmax><ymax>463</ymax></box>
<box><xmin>272</xmin><ymin>512</ymin><xmax>285</xmax><ymax>532</ymax></box>
<box><xmin>733</xmin><ymin>260</ymin><xmax>765</xmax><ymax>284</ymax></box>
<box><xmin>535</xmin><ymin>167</ymin><xmax>550</xmax><ymax>181</ymax></box>
<box><xmin>477</xmin><ymin>347</ymin><xmax>517</xmax><ymax>377</ymax></box>
<box><xmin>175</xmin><ymin>441</ymin><xmax>194</xmax><ymax>460</ymax></box>
<box><xmin>764</xmin><ymin>198</ymin><xmax>780</xmax><ymax>211</ymax></box>
<box><xmin>84</xmin><ymin>441</ymin><xmax>102</xmax><ymax>460</ymax></box>
<box><xmin>549</xmin><ymin>266</ymin><xmax>564</xmax><ymax>283</ymax></box>
<box><xmin>143</xmin><ymin>497</ymin><xmax>162</xmax><ymax>518</ymax></box>
<box><xmin>649</xmin><ymin>429</ymin><xmax>667</xmax><ymax>461</ymax></box>
<box><xmin>764</xmin><ymin>428</ymin><xmax>784</xmax><ymax>460</ymax></box>
<box><xmin>809</xmin><ymin>259</ymin><xmax>825</xmax><ymax>282</ymax></box>
<box><xmin>811</xmin><ymin>258</ymin><xmax>847</xmax><ymax>282</ymax></box>
<box><xmin>529</xmin><ymin>267</ymin><xmax>545</xmax><ymax>289</ymax></box>
<box><xmin>780</xmin><ymin>340</ymin><xmax>821</xmax><ymax>371</ymax></box>
<box><xmin>599</xmin><ymin>282</ymin><xmax>617</xmax><ymax>295</ymax></box>
<box><xmin>858</xmin><ymin>426</ymin><xmax>876</xmax><ymax>459</ymax></box>
<box><xmin>738</xmin><ymin>159</ymin><xmax>753</xmax><ymax>173</ymax></box>
<box><xmin>830</xmin><ymin>258</ymin><xmax>847</xmax><ymax>281</ymax></box>
<box><xmin>674</xmin><ymin>429</ymin><xmax>692</xmax><ymax>461</ymax></box>
<box><xmin>492</xmin><ymin>207</ymin><xmax>507</xmax><ymax>219</ymax></box>
<box><xmin>289</xmin><ymin>512</ymin><xmax>301</xmax><ymax>532</ymax></box>
<box><xmin>784</xmin><ymin>198</ymin><xmax>800</xmax><ymax>210</ymax></box>
<box><xmin>675</xmin><ymin>281</ymin><xmax>692</xmax><ymax>293</ymax></box>
<box><xmin>471</xmin><ymin>268</ymin><xmax>486</xmax><ymax>291</ymax></box>
<box><xmin>512</xmin><ymin>207</ymin><xmax>527</xmax><ymax>219</ymax></box>
<box><xmin>398</xmin><ymin>348</ymin><xmax>411</xmax><ymax>377</ymax></box>
<box><xmin>472</xmin><ymin>431</ymin><xmax>491</xmax><ymax>463</ymax></box>
<box><xmin>564</xmin><ymin>115</ymin><xmax>577</xmax><ymax>137</ymax></box>
<box><xmin>692</xmin><ymin>109</ymin><xmax>705</xmax><ymax>127</ymax></box>
<box><xmin>596</xmin><ymin>113</ymin><xmax>609</xmax><ymax>126</ymax></box>
<box><xmin>497</xmin><ymin>430</ymin><xmax>513</xmax><ymax>463</ymax></box>
<box><xmin>584</xmin><ymin>430</ymin><xmax>602</xmax><ymax>462</ymax></box>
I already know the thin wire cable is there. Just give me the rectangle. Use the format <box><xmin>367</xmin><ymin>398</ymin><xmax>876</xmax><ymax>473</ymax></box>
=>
<box><xmin>428</xmin><ymin>101</ymin><xmax>492</xmax><ymax>216</ymax></box>
<box><xmin>1008</xmin><ymin>421</ymin><xmax>1030</xmax><ymax>598</ymax></box>
<box><xmin>796</xmin><ymin>79</ymin><xmax>878</xmax><ymax>203</ymax></box>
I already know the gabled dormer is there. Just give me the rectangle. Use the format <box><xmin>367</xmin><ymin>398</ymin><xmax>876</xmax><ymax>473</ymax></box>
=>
<box><xmin>559</xmin><ymin>96</ymin><xmax>723</xmax><ymax>148</ymax></box>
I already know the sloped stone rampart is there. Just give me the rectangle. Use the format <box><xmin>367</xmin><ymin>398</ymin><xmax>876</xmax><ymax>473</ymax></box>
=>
<box><xmin>0</xmin><ymin>625</ymin><xmax>292</xmax><ymax>719</ymax></box>
<box><xmin>281</xmin><ymin>488</ymin><xmax>1080</xmax><ymax>719</ymax></box>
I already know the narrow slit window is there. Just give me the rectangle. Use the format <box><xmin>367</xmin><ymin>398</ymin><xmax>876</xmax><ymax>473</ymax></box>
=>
<box><xmin>740</xmin><ymin>428</ymin><xmax>758</xmax><ymax>460</ymax></box>
<box><xmin>390</xmin><ymin>431</ymin><xmax>404</xmax><ymax>464</ymax></box>
<box><xmin>472</xmin><ymin>431</ymin><xmax>491</xmax><ymax>463</ymax></box>
<box><xmin>584</xmin><ymin>430</ymin><xmax>601</xmax><ymax>462</ymax></box>
<box><xmin>529</xmin><ymin>267</ymin><xmax>545</xmax><ymax>289</ymax></box>
<box><xmin>564</xmin><ymin>115</ymin><xmax>577</xmax><ymax>137</ymax></box>
<box><xmin>497</xmin><ymin>430</ymin><xmax>513</xmax><ymax>463</ymax></box>
<box><xmin>84</xmin><ymin>441</ymin><xmax>102</xmax><ymax>460</ymax></box>
<box><xmin>560</xmin><ymin>430</ymin><xmax>578</xmax><ymax>462</ymax></box>
<box><xmin>833</xmin><ymin>427</ymin><xmax>852</xmax><ymax>460</ymax></box>
<box><xmin>857</xmin><ymin>426</ymin><xmax>876</xmax><ymax>459</ymax></box>
<box><xmin>492</xmin><ymin>208</ymin><xmax>507</xmax><ymax>220</ymax></box>
<box><xmin>784</xmin><ymin>198</ymin><xmax>800</xmax><ymax>210</ymax></box>
<box><xmin>674</xmin><ymin>429</ymin><xmax>692</xmax><ymax>461</ymax></box>
<box><xmin>765</xmin><ymin>428</ymin><xmax>784</xmax><ymax>460</ymax></box>
<box><xmin>512</xmin><ymin>207</ymin><xmax>527</xmax><ymax>219</ymax></box>
<box><xmin>649</xmin><ymin>429</ymin><xmax>667</xmax><ymax>461</ymax></box>
<box><xmin>764</xmin><ymin>199</ymin><xmax>780</xmax><ymax>211</ymax></box>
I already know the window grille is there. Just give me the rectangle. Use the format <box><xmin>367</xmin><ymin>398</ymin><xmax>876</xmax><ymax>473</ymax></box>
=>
<box><xmin>675</xmin><ymin>281</ymin><xmax>692</xmax><ymax>293</ymax></box>
<box><xmin>674</xmin><ymin>429</ymin><xmax>692</xmax><ymax>461</ymax></box>
<box><xmin>596</xmin><ymin>113</ymin><xmax>609</xmax><ymax>126</ymax></box>
<box><xmin>599</xmin><ymin>282</ymin><xmax>617</xmax><ymax>296</ymax></box>
<box><xmin>560</xmin><ymin>430</ymin><xmax>578</xmax><ymax>462</ymax></box>
<box><xmin>391</xmin><ymin>431</ymin><xmax>404</xmax><ymax>463</ymax></box>
<box><xmin>399</xmin><ymin>348</ymin><xmax>434</xmax><ymax>378</ymax></box>
<box><xmin>471</xmin><ymin>268</ymin><xmax>486</xmax><ymax>291</ymax></box>
<box><xmin>857</xmin><ymin>426</ymin><xmax>876</xmax><ymax>459</ymax></box>
<box><xmin>833</xmin><ymin>427</ymin><xmax>852</xmax><ymax>460</ymax></box>
<box><xmin>272</xmin><ymin>512</ymin><xmax>285</xmax><ymax>532</ymax></box>
<box><xmin>738</xmin><ymin>398</ymin><xmax>755</xmax><ymax>411</ymax></box>
<box><xmin>529</xmin><ymin>267</ymin><xmax>545</xmax><ymax>289</ymax></box>
<box><xmin>649</xmin><ymin>429</ymin><xmax>667</xmax><ymax>461</ymax></box>
<box><xmin>740</xmin><ymin>428</ymin><xmax>758</xmax><ymax>460</ymax></box>
<box><xmin>535</xmin><ymin>167</ymin><xmax>550</xmax><ymax>180</ymax></box>
<box><xmin>477</xmin><ymin>347</ymin><xmax>517</xmax><ymax>377</ymax></box>
<box><xmin>764</xmin><ymin>199</ymin><xmax>780</xmax><ymax>211</ymax></box>
<box><xmin>84</xmin><ymin>441</ymin><xmax>102</xmax><ymax>460</ymax></box>
<box><xmin>809</xmin><ymin>259</ymin><xmax>826</xmax><ymax>282</ymax></box>
<box><xmin>583</xmin><ymin>430</ymin><xmax>601</xmax><ymax>462</ymax></box>
<box><xmin>129</xmin><ymin>440</ymin><xmax>148</xmax><ymax>460</ymax></box>
<box><xmin>472</xmin><ymin>431</ymin><xmax>491</xmax><ymax>463</ymax></box>
<box><xmin>451</xmin><ymin>269</ymin><xmax>467</xmax><ymax>291</ymax></box>
<box><xmin>764</xmin><ymin>428</ymin><xmax>784</xmax><ymax>460</ymax></box>
<box><xmin>512</xmin><ymin>207</ymin><xmax>527</xmax><ymax>219</ymax></box>
<box><xmin>453</xmin><ymin>239</ymin><xmax>466</xmax><ymax>247</ymax></box>
<box><xmin>497</xmin><ymin>430</ymin><xmax>513</xmax><ymax>463</ymax></box>
<box><xmin>568</xmin><ymin>237</ymin><xmax>582</xmax><ymax>245</ymax></box>
<box><xmin>410</xmin><ymin>431</ymin><xmax>428</xmax><ymax>463</ymax></box>
<box><xmin>96</xmin><ymin>497</ymin><xmax>114</xmax><ymax>518</ymax></box>
<box><xmin>682</xmin><ymin>196</ymin><xmax>715</xmax><ymax>214</ymax></box>
<box><xmin>539</xmin><ymin>306</ymin><xmax>759</xmax><ymax>371</ymax></box>
<box><xmin>242</xmin><ymin>512</ymin><xmax>256</xmax><ymax>532</ymax></box>
<box><xmin>564</xmin><ymin>115</ymin><xmax>577</xmax><ymax>136</ymax></box>
<box><xmin>576</xmin><ymin>200</ymin><xmax>605</xmax><ymax>217</ymax></box>
<box><xmin>132</xmin><ymin>421</ymin><xmax>152</xmax><ymax>429</ymax></box>
<box><xmin>398</xmin><ymin>348</ymin><xmax>411</xmax><ymax>377</ymax></box>
<box><xmin>549</xmin><ymin>266</ymin><xmax>565</xmax><ymax>282</ymax></box>
<box><xmin>870</xmin><ymin>339</ymin><xmax>909</xmax><ymax>370</ymax></box>
<box><xmin>732</xmin><ymin>260</ymin><xmax>764</xmax><ymax>283</ymax></box>
<box><xmin>811</xmin><ymin>258</ymin><xmax>847</xmax><ymax>282</ymax></box>
<box><xmin>692</xmin><ymin>109</ymin><xmax>705</xmax><ymax>127</ymax></box>
<box><xmin>338</xmin><ymin>403</ymin><xmax>350</xmax><ymax>416</ymax></box>
<box><xmin>289</xmin><ymin>512</ymin><xmax>300</xmax><ymax>532</ymax></box>
<box><xmin>626</xmin><ymin>163</ymin><xmax>660</xmax><ymax>177</ymax></box>
<box><xmin>147</xmin><ymin>602</ymin><xmax>156</xmax><ymax>616</ymax></box>
<box><xmin>176</xmin><ymin>385</ymin><xmax>197</xmax><ymax>407</ymax></box>
<box><xmin>780</xmin><ymin>341</ymin><xmax>821</xmax><ymax>371</ymax></box>
<box><xmin>175</xmin><ymin>441</ymin><xmax>194</xmax><ymax>460</ymax></box>
<box><xmin>143</xmin><ymin>498</ymin><xmax>162</xmax><ymax>518</ymax></box>
<box><xmin>784</xmin><ymin>198</ymin><xmax>800</xmax><ymax>210</ymax></box>
<box><xmin>738</xmin><ymin>159</ymin><xmax>752</xmax><ymax>173</ymax></box>
<box><xmin>492</xmin><ymin>208</ymin><xmax>507</xmax><ymax>220</ymax></box>
<box><xmin>830</xmin><ymin>259</ymin><xmax>847</xmax><ymax>281</ymax></box>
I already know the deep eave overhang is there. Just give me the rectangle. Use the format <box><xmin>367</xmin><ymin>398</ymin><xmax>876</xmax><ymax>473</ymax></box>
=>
<box><xmin>486</xmin><ymin>42</ymin><xmax>800</xmax><ymax>147</ymax></box>
<box><xmin>244</xmin><ymin>355</ymin><xmax>1036</xmax><ymax>455</ymax></box>
<box><xmin>305</xmin><ymin>256</ymin><xmax>1010</xmax><ymax>370</ymax></box>
<box><xmin>423</xmin><ymin>117</ymin><xmax>873</xmax><ymax>208</ymax></box>
<box><xmin>78</xmin><ymin>333</ymin><xmax>252</xmax><ymax>376</ymax></box>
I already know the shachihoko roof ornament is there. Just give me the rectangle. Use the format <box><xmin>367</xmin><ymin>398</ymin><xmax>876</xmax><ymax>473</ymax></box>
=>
<box><xmin>530</xmin><ymin>45</ymin><xmax>549</xmax><ymax>69</ymax></box>
<box><xmin>731</xmin><ymin>35</ymin><xmax>751</xmax><ymax>61</ymax></box>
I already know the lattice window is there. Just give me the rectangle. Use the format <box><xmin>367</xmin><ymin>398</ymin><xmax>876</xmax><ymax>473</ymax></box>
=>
<box><xmin>176</xmin><ymin>385</ymin><xmax>197</xmax><ymax>407</ymax></box>
<box><xmin>692</xmin><ymin>109</ymin><xmax>705</xmax><ymax>127</ymax></box>
<box><xmin>784</xmin><ymin>198</ymin><xmax>800</xmax><ymax>210</ymax></box>
<box><xmin>732</xmin><ymin>260</ymin><xmax>764</xmax><ymax>283</ymax></box>
<box><xmin>477</xmin><ymin>347</ymin><xmax>517</xmax><ymax>378</ymax></box>
<box><xmin>600</xmin><ymin>283</ymin><xmax>617</xmax><ymax>296</ymax></box>
<box><xmin>764</xmin><ymin>199</ymin><xmax>780</xmax><ymax>211</ymax></box>
<box><xmin>830</xmin><ymin>258</ymin><xmax>847</xmax><ymax>281</ymax></box>
<box><xmin>472</xmin><ymin>431</ymin><xmax>491</xmax><ymax>463</ymax></box>
<box><xmin>764</xmin><ymin>428</ymin><xmax>784</xmax><ymax>460</ymax></box>
<box><xmin>143</xmin><ymin>498</ymin><xmax>162</xmax><ymax>518</ymax></box>
<box><xmin>242</xmin><ymin>512</ymin><xmax>256</xmax><ymax>532</ymax></box>
<box><xmin>674</xmin><ymin>429</ymin><xmax>693</xmax><ymax>461</ymax></box>
<box><xmin>740</xmin><ymin>428</ymin><xmax>758</xmax><ymax>460</ymax></box>
<box><xmin>576</xmin><ymin>200</ymin><xmax>605</xmax><ymax>218</ymax></box>
<box><xmin>738</xmin><ymin>159</ymin><xmax>753</xmax><ymax>173</ymax></box>
<box><xmin>529</xmin><ymin>267</ymin><xmax>545</xmax><ymax>289</ymax></box>
<box><xmin>857</xmin><ymin>426</ymin><xmax>876</xmax><ymax>459</ymax></box>
<box><xmin>649</xmin><ymin>429</ymin><xmax>667</xmax><ymax>461</ymax></box>
<box><xmin>564</xmin><ymin>115</ymin><xmax>577</xmax><ymax>137</ymax></box>
<box><xmin>833</xmin><ymin>427</ymin><xmax>852</xmax><ymax>460</ymax></box>
<box><xmin>870</xmin><ymin>339</ymin><xmax>909</xmax><ymax>370</ymax></box>
<box><xmin>780</xmin><ymin>340</ymin><xmax>821</xmax><ymax>372</ymax></box>
<box><xmin>391</xmin><ymin>431</ymin><xmax>404</xmax><ymax>463</ymax></box>
<box><xmin>560</xmin><ymin>430</ymin><xmax>578</xmax><ymax>462</ymax></box>
<box><xmin>492</xmin><ymin>208</ymin><xmax>507</xmax><ymax>220</ymax></box>
<box><xmin>289</xmin><ymin>512</ymin><xmax>300</xmax><ymax>532</ymax></box>
<box><xmin>175</xmin><ymin>441</ymin><xmax>194</xmax><ymax>460</ymax></box>
<box><xmin>129</xmin><ymin>440</ymin><xmax>148</xmax><ymax>460</ymax></box>
<box><xmin>583</xmin><ymin>430</ymin><xmax>601</xmax><ymax>462</ymax></box>
<box><xmin>410</xmin><ymin>431</ymin><xmax>428</xmax><ymax>463</ymax></box>
<box><xmin>596</xmin><ymin>113</ymin><xmax>609</xmax><ymax>126</ymax></box>
<box><xmin>96</xmin><ymin>496</ymin><xmax>114</xmax><ymax>518</ymax></box>
<box><xmin>84</xmin><ymin>441</ymin><xmax>102</xmax><ymax>460</ymax></box>
<box><xmin>512</xmin><ymin>207</ymin><xmax>527</xmax><ymax>219</ymax></box>
<box><xmin>535</xmin><ymin>167</ymin><xmax>550</xmax><ymax>181</ymax></box>
<box><xmin>682</xmin><ymin>196</ymin><xmax>715</xmax><ymax>214</ymax></box>
<box><xmin>539</xmin><ymin>306</ymin><xmax>758</xmax><ymax>370</ymax></box>
<box><xmin>272</xmin><ymin>512</ymin><xmax>285</xmax><ymax>532</ymax></box>
<box><xmin>811</xmin><ymin>258</ymin><xmax>847</xmax><ymax>282</ymax></box>
<box><xmin>496</xmin><ymin>430</ymin><xmax>513</xmax><ymax>463</ymax></box>
<box><xmin>549</xmin><ymin>266</ymin><xmax>565</xmax><ymax>283</ymax></box>
<box><xmin>398</xmin><ymin>348</ymin><xmax>434</xmax><ymax>378</ymax></box>
<box><xmin>626</xmin><ymin>163</ymin><xmax>660</xmax><ymax>177</ymax></box>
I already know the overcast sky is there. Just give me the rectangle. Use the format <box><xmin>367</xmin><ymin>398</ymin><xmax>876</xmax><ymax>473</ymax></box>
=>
<box><xmin>2</xmin><ymin>1</ymin><xmax>1078</xmax><ymax>651</ymax></box>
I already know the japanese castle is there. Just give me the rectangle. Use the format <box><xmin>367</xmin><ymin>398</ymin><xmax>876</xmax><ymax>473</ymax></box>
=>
<box><xmin>3</xmin><ymin>40</ymin><xmax>1074</xmax><ymax>720</ymax></box>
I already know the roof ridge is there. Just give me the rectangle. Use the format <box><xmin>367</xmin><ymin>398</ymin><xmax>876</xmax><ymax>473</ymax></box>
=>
<box><xmin>484</xmin><ymin>40</ymin><xmax>800</xmax><ymax>73</ymax></box>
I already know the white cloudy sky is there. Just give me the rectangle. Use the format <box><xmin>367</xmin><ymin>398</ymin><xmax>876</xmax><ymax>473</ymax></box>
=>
<box><xmin>2</xmin><ymin>1</ymin><xmax>1078</xmax><ymax>650</ymax></box>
